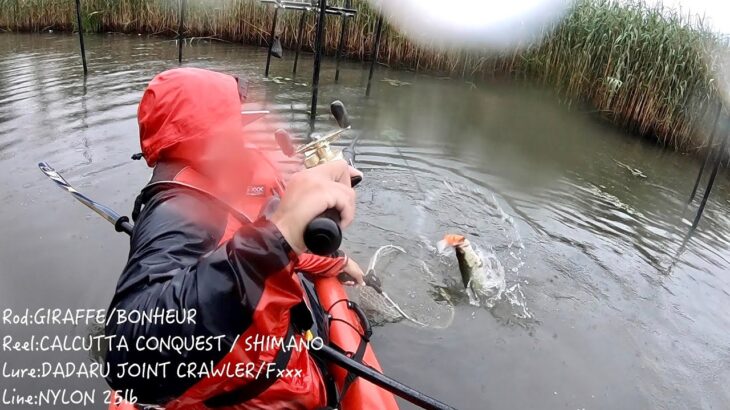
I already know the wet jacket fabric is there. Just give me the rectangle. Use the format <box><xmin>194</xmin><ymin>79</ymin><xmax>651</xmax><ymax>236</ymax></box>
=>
<box><xmin>137</xmin><ymin>68</ymin><xmax>247</xmax><ymax>167</ymax></box>
<box><xmin>106</xmin><ymin>162</ymin><xmax>327</xmax><ymax>409</ymax></box>
<box><xmin>104</xmin><ymin>68</ymin><xmax>340</xmax><ymax>409</ymax></box>
<box><xmin>226</xmin><ymin>148</ymin><xmax>348</xmax><ymax>279</ymax></box>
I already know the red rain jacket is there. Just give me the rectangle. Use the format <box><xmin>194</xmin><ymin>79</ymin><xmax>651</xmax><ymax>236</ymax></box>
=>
<box><xmin>106</xmin><ymin>68</ymin><xmax>343</xmax><ymax>409</ymax></box>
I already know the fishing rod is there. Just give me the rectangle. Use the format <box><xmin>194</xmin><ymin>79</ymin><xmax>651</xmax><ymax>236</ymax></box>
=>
<box><xmin>314</xmin><ymin>344</ymin><xmax>454</xmax><ymax>410</ymax></box>
<box><xmin>37</xmin><ymin>161</ymin><xmax>455</xmax><ymax>410</ymax></box>
<box><xmin>38</xmin><ymin>162</ymin><xmax>132</xmax><ymax>234</ymax></box>
<box><xmin>279</xmin><ymin>102</ymin><xmax>428</xmax><ymax>326</ymax></box>
<box><xmin>278</xmin><ymin>100</ymin><xmax>360</xmax><ymax>256</ymax></box>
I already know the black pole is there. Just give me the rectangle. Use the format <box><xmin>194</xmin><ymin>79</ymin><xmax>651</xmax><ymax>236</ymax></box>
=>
<box><xmin>312</xmin><ymin>345</ymin><xmax>455</xmax><ymax>410</ymax></box>
<box><xmin>690</xmin><ymin>132</ymin><xmax>728</xmax><ymax>230</ymax></box>
<box><xmin>264</xmin><ymin>5</ymin><xmax>280</xmax><ymax>77</ymax></box>
<box><xmin>310</xmin><ymin>0</ymin><xmax>327</xmax><ymax>121</ymax></box>
<box><xmin>687</xmin><ymin>104</ymin><xmax>723</xmax><ymax>204</ymax></box>
<box><xmin>177</xmin><ymin>0</ymin><xmax>186</xmax><ymax>64</ymax></box>
<box><xmin>334</xmin><ymin>1</ymin><xmax>351</xmax><ymax>82</ymax></box>
<box><xmin>74</xmin><ymin>0</ymin><xmax>88</xmax><ymax>75</ymax></box>
<box><xmin>292</xmin><ymin>11</ymin><xmax>307</xmax><ymax>75</ymax></box>
<box><xmin>366</xmin><ymin>12</ymin><xmax>384</xmax><ymax>97</ymax></box>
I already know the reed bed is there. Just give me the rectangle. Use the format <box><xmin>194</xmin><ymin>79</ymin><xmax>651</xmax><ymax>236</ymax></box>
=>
<box><xmin>0</xmin><ymin>0</ymin><xmax>727</xmax><ymax>152</ymax></box>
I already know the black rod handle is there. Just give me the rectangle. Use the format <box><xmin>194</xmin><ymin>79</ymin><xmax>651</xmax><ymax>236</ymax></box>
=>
<box><xmin>304</xmin><ymin>208</ymin><xmax>342</xmax><ymax>256</ymax></box>
<box><xmin>303</xmin><ymin>174</ymin><xmax>360</xmax><ymax>256</ymax></box>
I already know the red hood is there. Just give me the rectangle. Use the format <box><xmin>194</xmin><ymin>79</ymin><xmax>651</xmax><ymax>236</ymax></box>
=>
<box><xmin>137</xmin><ymin>68</ymin><xmax>245</xmax><ymax>167</ymax></box>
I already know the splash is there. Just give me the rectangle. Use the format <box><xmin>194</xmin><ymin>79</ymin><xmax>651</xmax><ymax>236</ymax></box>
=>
<box><xmin>348</xmin><ymin>166</ymin><xmax>535</xmax><ymax>328</ymax></box>
<box><xmin>477</xmin><ymin>246</ymin><xmax>534</xmax><ymax>321</ymax></box>
<box><xmin>436</xmin><ymin>188</ymin><xmax>534</xmax><ymax>323</ymax></box>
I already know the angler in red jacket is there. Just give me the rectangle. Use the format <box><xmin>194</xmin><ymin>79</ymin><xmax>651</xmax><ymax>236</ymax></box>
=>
<box><xmin>105</xmin><ymin>67</ymin><xmax>363</xmax><ymax>409</ymax></box>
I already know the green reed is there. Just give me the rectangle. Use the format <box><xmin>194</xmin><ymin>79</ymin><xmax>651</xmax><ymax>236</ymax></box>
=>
<box><xmin>0</xmin><ymin>0</ymin><xmax>726</xmax><ymax>152</ymax></box>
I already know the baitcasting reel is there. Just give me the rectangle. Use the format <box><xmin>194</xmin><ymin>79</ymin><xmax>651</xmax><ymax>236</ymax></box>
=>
<box><xmin>299</xmin><ymin>126</ymin><xmax>349</xmax><ymax>168</ymax></box>
<box><xmin>275</xmin><ymin>101</ymin><xmax>359</xmax><ymax>256</ymax></box>
<box><xmin>276</xmin><ymin>100</ymin><xmax>352</xmax><ymax>168</ymax></box>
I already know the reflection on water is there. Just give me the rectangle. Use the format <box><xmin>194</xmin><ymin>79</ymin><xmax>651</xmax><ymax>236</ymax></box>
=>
<box><xmin>1</xmin><ymin>33</ymin><xmax>729</xmax><ymax>409</ymax></box>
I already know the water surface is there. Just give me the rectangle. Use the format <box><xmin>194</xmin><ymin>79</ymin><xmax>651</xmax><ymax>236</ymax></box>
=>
<box><xmin>0</xmin><ymin>33</ymin><xmax>729</xmax><ymax>409</ymax></box>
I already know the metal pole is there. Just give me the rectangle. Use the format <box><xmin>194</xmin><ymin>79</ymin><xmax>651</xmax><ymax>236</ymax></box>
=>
<box><xmin>366</xmin><ymin>12</ymin><xmax>384</xmax><ymax>97</ymax></box>
<box><xmin>292</xmin><ymin>11</ymin><xmax>307</xmax><ymax>75</ymax></box>
<box><xmin>265</xmin><ymin>6</ymin><xmax>280</xmax><ymax>77</ymax></box>
<box><xmin>690</xmin><ymin>132</ymin><xmax>728</xmax><ymax>230</ymax></box>
<box><xmin>74</xmin><ymin>0</ymin><xmax>88</xmax><ymax>75</ymax></box>
<box><xmin>309</xmin><ymin>0</ymin><xmax>327</xmax><ymax>121</ymax></box>
<box><xmin>334</xmin><ymin>0</ymin><xmax>351</xmax><ymax>82</ymax></box>
<box><xmin>177</xmin><ymin>0</ymin><xmax>186</xmax><ymax>64</ymax></box>
<box><xmin>687</xmin><ymin>104</ymin><xmax>723</xmax><ymax>204</ymax></box>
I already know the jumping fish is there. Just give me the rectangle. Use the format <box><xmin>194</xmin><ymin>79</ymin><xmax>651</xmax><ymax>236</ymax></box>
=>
<box><xmin>437</xmin><ymin>234</ymin><xmax>506</xmax><ymax>305</ymax></box>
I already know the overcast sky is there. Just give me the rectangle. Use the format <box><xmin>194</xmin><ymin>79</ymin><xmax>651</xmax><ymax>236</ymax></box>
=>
<box><xmin>644</xmin><ymin>0</ymin><xmax>730</xmax><ymax>33</ymax></box>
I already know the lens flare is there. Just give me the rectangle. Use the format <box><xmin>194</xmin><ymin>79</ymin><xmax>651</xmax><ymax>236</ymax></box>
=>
<box><xmin>370</xmin><ymin>0</ymin><xmax>574</xmax><ymax>50</ymax></box>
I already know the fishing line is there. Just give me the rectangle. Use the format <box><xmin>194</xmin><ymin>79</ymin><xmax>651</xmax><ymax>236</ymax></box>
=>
<box><xmin>384</xmin><ymin>132</ymin><xmax>433</xmax><ymax>242</ymax></box>
<box><xmin>388</xmin><ymin>136</ymin><xmax>426</xmax><ymax>199</ymax></box>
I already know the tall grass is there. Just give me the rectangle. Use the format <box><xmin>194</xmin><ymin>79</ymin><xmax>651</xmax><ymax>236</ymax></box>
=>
<box><xmin>520</xmin><ymin>0</ymin><xmax>728</xmax><ymax>152</ymax></box>
<box><xmin>0</xmin><ymin>0</ymin><xmax>727</xmax><ymax>152</ymax></box>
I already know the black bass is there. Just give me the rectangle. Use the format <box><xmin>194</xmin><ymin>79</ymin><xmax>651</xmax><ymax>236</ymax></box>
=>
<box><xmin>437</xmin><ymin>234</ymin><xmax>505</xmax><ymax>305</ymax></box>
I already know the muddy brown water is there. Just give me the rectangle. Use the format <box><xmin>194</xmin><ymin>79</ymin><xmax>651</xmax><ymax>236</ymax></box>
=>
<box><xmin>0</xmin><ymin>33</ymin><xmax>729</xmax><ymax>409</ymax></box>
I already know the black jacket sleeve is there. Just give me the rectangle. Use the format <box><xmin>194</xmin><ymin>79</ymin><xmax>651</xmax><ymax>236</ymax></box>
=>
<box><xmin>104</xmin><ymin>186</ymin><xmax>294</xmax><ymax>404</ymax></box>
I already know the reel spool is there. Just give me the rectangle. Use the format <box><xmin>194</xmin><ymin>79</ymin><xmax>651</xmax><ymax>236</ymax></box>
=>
<box><xmin>298</xmin><ymin>128</ymin><xmax>349</xmax><ymax>168</ymax></box>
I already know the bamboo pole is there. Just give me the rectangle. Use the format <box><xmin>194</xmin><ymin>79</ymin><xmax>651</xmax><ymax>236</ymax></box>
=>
<box><xmin>264</xmin><ymin>5</ymin><xmax>280</xmax><ymax>77</ymax></box>
<box><xmin>309</xmin><ymin>0</ymin><xmax>327</xmax><ymax>121</ymax></box>
<box><xmin>366</xmin><ymin>11</ymin><xmax>384</xmax><ymax>97</ymax></box>
<box><xmin>74</xmin><ymin>0</ymin><xmax>88</xmax><ymax>75</ymax></box>
<box><xmin>687</xmin><ymin>104</ymin><xmax>723</xmax><ymax>204</ymax></box>
<box><xmin>691</xmin><ymin>132</ymin><xmax>729</xmax><ymax>230</ymax></box>
<box><xmin>292</xmin><ymin>10</ymin><xmax>307</xmax><ymax>75</ymax></box>
<box><xmin>334</xmin><ymin>0</ymin><xmax>351</xmax><ymax>82</ymax></box>
<box><xmin>177</xmin><ymin>0</ymin><xmax>186</xmax><ymax>64</ymax></box>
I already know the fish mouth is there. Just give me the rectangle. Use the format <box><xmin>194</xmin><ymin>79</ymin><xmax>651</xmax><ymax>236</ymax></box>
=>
<box><xmin>437</xmin><ymin>233</ymin><xmax>466</xmax><ymax>253</ymax></box>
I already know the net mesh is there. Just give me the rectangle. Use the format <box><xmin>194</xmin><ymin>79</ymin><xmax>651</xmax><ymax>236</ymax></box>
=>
<box><xmin>353</xmin><ymin>245</ymin><xmax>456</xmax><ymax>329</ymax></box>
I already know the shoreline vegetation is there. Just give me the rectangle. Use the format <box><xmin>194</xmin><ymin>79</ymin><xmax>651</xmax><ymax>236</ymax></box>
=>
<box><xmin>0</xmin><ymin>0</ymin><xmax>728</xmax><ymax>154</ymax></box>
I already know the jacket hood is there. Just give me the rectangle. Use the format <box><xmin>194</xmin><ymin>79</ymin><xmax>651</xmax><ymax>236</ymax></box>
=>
<box><xmin>137</xmin><ymin>68</ymin><xmax>246</xmax><ymax>167</ymax></box>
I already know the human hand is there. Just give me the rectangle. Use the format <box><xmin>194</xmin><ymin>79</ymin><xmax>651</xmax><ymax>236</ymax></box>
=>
<box><xmin>271</xmin><ymin>160</ymin><xmax>362</xmax><ymax>254</ymax></box>
<box><xmin>339</xmin><ymin>257</ymin><xmax>366</xmax><ymax>287</ymax></box>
